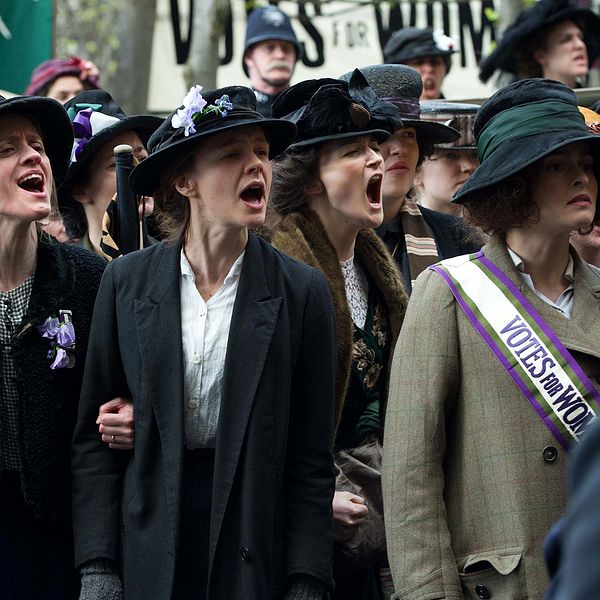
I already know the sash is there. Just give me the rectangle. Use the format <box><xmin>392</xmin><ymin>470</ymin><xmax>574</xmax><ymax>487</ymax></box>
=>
<box><xmin>430</xmin><ymin>250</ymin><xmax>600</xmax><ymax>449</ymax></box>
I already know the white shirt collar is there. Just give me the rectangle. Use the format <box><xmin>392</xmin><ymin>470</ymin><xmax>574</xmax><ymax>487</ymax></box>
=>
<box><xmin>507</xmin><ymin>247</ymin><xmax>574</xmax><ymax>284</ymax></box>
<box><xmin>180</xmin><ymin>249</ymin><xmax>246</xmax><ymax>285</ymax></box>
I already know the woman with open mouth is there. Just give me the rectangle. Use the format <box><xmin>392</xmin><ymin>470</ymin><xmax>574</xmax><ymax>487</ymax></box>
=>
<box><xmin>383</xmin><ymin>78</ymin><xmax>600</xmax><ymax>600</ymax></box>
<box><xmin>479</xmin><ymin>0</ymin><xmax>600</xmax><ymax>89</ymax></box>
<box><xmin>0</xmin><ymin>94</ymin><xmax>106</xmax><ymax>599</ymax></box>
<box><xmin>269</xmin><ymin>70</ymin><xmax>407</xmax><ymax>600</ymax></box>
<box><xmin>71</xmin><ymin>84</ymin><xmax>338</xmax><ymax>600</ymax></box>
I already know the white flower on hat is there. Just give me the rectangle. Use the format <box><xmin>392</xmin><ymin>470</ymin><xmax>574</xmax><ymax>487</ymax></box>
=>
<box><xmin>433</xmin><ymin>29</ymin><xmax>456</xmax><ymax>52</ymax></box>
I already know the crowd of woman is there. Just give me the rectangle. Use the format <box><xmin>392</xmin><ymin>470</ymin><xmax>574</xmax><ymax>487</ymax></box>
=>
<box><xmin>2</xmin><ymin>0</ymin><xmax>600</xmax><ymax>598</ymax></box>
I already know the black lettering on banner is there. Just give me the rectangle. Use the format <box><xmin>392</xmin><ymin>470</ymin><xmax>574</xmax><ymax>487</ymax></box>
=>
<box><xmin>171</xmin><ymin>0</ymin><xmax>194</xmax><ymax>65</ymax></box>
<box><xmin>220</xmin><ymin>2</ymin><xmax>234</xmax><ymax>66</ymax></box>
<box><xmin>298</xmin><ymin>1</ymin><xmax>325</xmax><ymax>67</ymax></box>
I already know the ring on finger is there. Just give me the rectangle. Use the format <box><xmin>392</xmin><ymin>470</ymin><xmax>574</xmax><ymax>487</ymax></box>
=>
<box><xmin>111</xmin><ymin>434</ymin><xmax>116</xmax><ymax>442</ymax></box>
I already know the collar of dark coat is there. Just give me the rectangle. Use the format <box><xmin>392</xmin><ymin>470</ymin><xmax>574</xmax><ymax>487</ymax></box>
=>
<box><xmin>272</xmin><ymin>206</ymin><xmax>408</xmax><ymax>431</ymax></box>
<box><xmin>16</xmin><ymin>234</ymin><xmax>77</xmax><ymax>337</ymax></box>
<box><xmin>484</xmin><ymin>233</ymin><xmax>600</xmax><ymax>359</ymax></box>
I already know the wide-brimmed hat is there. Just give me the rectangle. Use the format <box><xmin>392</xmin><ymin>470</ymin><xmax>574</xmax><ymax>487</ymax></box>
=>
<box><xmin>420</xmin><ymin>101</ymin><xmax>479</xmax><ymax>149</ymax></box>
<box><xmin>479</xmin><ymin>0</ymin><xmax>600</xmax><ymax>83</ymax></box>
<box><xmin>339</xmin><ymin>64</ymin><xmax>459</xmax><ymax>147</ymax></box>
<box><xmin>130</xmin><ymin>85</ymin><xmax>297</xmax><ymax>196</ymax></box>
<box><xmin>24</xmin><ymin>56</ymin><xmax>100</xmax><ymax>96</ymax></box>
<box><xmin>452</xmin><ymin>78</ymin><xmax>600</xmax><ymax>204</ymax></box>
<box><xmin>242</xmin><ymin>5</ymin><xmax>300</xmax><ymax>76</ymax></box>
<box><xmin>383</xmin><ymin>27</ymin><xmax>456</xmax><ymax>72</ymax></box>
<box><xmin>0</xmin><ymin>95</ymin><xmax>73</xmax><ymax>183</ymax></box>
<box><xmin>62</xmin><ymin>89</ymin><xmax>163</xmax><ymax>186</ymax></box>
<box><xmin>272</xmin><ymin>69</ymin><xmax>402</xmax><ymax>150</ymax></box>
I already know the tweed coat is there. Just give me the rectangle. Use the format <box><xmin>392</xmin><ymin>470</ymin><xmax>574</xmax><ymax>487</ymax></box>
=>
<box><xmin>71</xmin><ymin>233</ymin><xmax>337</xmax><ymax>600</ymax></box>
<box><xmin>382</xmin><ymin>235</ymin><xmax>600</xmax><ymax>600</ymax></box>
<box><xmin>271</xmin><ymin>206</ymin><xmax>408</xmax><ymax>434</ymax></box>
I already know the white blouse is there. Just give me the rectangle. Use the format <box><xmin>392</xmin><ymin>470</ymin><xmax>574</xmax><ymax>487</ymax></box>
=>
<box><xmin>180</xmin><ymin>249</ymin><xmax>244</xmax><ymax>448</ymax></box>
<box><xmin>340</xmin><ymin>256</ymin><xmax>369</xmax><ymax>329</ymax></box>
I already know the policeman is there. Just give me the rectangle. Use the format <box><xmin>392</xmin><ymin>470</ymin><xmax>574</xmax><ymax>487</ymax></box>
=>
<box><xmin>243</xmin><ymin>5</ymin><xmax>300</xmax><ymax>117</ymax></box>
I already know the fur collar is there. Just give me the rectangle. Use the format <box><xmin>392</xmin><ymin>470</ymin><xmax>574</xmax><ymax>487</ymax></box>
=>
<box><xmin>272</xmin><ymin>207</ymin><xmax>407</xmax><ymax>431</ymax></box>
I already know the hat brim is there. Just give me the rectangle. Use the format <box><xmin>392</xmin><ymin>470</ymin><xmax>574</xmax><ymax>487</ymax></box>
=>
<box><xmin>452</xmin><ymin>129</ymin><xmax>600</xmax><ymax>203</ymax></box>
<box><xmin>479</xmin><ymin>8</ymin><xmax>600</xmax><ymax>82</ymax></box>
<box><xmin>401</xmin><ymin>118</ymin><xmax>460</xmax><ymax>145</ymax></box>
<box><xmin>64</xmin><ymin>114</ymin><xmax>164</xmax><ymax>185</ymax></box>
<box><xmin>0</xmin><ymin>96</ymin><xmax>73</xmax><ymax>183</ymax></box>
<box><xmin>289</xmin><ymin>128</ymin><xmax>391</xmax><ymax>151</ymax></box>
<box><xmin>129</xmin><ymin>116</ymin><xmax>297</xmax><ymax>196</ymax></box>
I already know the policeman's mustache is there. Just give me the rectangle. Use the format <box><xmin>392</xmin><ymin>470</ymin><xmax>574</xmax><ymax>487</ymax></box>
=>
<box><xmin>266</xmin><ymin>60</ymin><xmax>294</xmax><ymax>73</ymax></box>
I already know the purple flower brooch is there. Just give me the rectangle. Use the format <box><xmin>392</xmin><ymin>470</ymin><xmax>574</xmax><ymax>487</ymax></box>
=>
<box><xmin>38</xmin><ymin>309</ymin><xmax>76</xmax><ymax>369</ymax></box>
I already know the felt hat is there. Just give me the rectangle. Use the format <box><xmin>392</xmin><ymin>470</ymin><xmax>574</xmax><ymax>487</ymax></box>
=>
<box><xmin>339</xmin><ymin>64</ymin><xmax>459</xmax><ymax>146</ymax></box>
<box><xmin>130</xmin><ymin>84</ymin><xmax>297</xmax><ymax>196</ymax></box>
<box><xmin>24</xmin><ymin>56</ymin><xmax>100</xmax><ymax>96</ymax></box>
<box><xmin>420</xmin><ymin>101</ymin><xmax>479</xmax><ymax>149</ymax></box>
<box><xmin>452</xmin><ymin>78</ymin><xmax>600</xmax><ymax>204</ymax></box>
<box><xmin>271</xmin><ymin>69</ymin><xmax>403</xmax><ymax>150</ymax></box>
<box><xmin>242</xmin><ymin>5</ymin><xmax>300</xmax><ymax>76</ymax></box>
<box><xmin>383</xmin><ymin>27</ymin><xmax>456</xmax><ymax>72</ymax></box>
<box><xmin>61</xmin><ymin>89</ymin><xmax>163</xmax><ymax>186</ymax></box>
<box><xmin>0</xmin><ymin>94</ymin><xmax>73</xmax><ymax>183</ymax></box>
<box><xmin>479</xmin><ymin>0</ymin><xmax>600</xmax><ymax>83</ymax></box>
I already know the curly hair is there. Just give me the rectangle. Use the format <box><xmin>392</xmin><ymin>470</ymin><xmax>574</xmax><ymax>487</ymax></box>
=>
<box><xmin>462</xmin><ymin>162</ymin><xmax>600</xmax><ymax>235</ymax></box>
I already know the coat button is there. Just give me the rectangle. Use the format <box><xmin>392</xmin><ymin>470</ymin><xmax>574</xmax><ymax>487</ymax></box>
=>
<box><xmin>475</xmin><ymin>584</ymin><xmax>491</xmax><ymax>599</ymax></box>
<box><xmin>543</xmin><ymin>446</ymin><xmax>558</xmax><ymax>462</ymax></box>
<box><xmin>240</xmin><ymin>546</ymin><xmax>252</xmax><ymax>562</ymax></box>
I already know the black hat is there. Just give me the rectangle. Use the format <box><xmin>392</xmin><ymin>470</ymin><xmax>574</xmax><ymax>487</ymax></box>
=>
<box><xmin>452</xmin><ymin>78</ymin><xmax>600</xmax><ymax>204</ymax></box>
<box><xmin>384</xmin><ymin>27</ymin><xmax>456</xmax><ymax>72</ymax></box>
<box><xmin>479</xmin><ymin>0</ymin><xmax>600</xmax><ymax>83</ymax></box>
<box><xmin>272</xmin><ymin>69</ymin><xmax>402</xmax><ymax>150</ymax></box>
<box><xmin>339</xmin><ymin>65</ymin><xmax>459</xmax><ymax>146</ymax></box>
<box><xmin>420</xmin><ymin>101</ymin><xmax>479</xmax><ymax>149</ymax></box>
<box><xmin>130</xmin><ymin>84</ymin><xmax>297</xmax><ymax>196</ymax></box>
<box><xmin>242</xmin><ymin>5</ymin><xmax>300</xmax><ymax>76</ymax></box>
<box><xmin>62</xmin><ymin>89</ymin><xmax>163</xmax><ymax>185</ymax></box>
<box><xmin>0</xmin><ymin>95</ymin><xmax>73</xmax><ymax>183</ymax></box>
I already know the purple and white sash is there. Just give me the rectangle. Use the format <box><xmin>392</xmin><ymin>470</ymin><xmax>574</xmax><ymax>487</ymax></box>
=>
<box><xmin>431</xmin><ymin>250</ymin><xmax>600</xmax><ymax>449</ymax></box>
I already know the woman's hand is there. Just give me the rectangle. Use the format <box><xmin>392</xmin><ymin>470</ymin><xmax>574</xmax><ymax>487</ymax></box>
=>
<box><xmin>97</xmin><ymin>397</ymin><xmax>134</xmax><ymax>450</ymax></box>
<box><xmin>332</xmin><ymin>490</ymin><xmax>368</xmax><ymax>542</ymax></box>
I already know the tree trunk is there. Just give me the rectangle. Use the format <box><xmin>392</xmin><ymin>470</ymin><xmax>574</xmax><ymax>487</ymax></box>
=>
<box><xmin>186</xmin><ymin>0</ymin><xmax>229</xmax><ymax>90</ymax></box>
<box><xmin>108</xmin><ymin>0</ymin><xmax>157</xmax><ymax>114</ymax></box>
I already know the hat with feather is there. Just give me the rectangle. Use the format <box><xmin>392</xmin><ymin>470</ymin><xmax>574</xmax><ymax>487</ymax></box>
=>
<box><xmin>271</xmin><ymin>69</ymin><xmax>403</xmax><ymax>150</ymax></box>
<box><xmin>479</xmin><ymin>0</ymin><xmax>600</xmax><ymax>83</ymax></box>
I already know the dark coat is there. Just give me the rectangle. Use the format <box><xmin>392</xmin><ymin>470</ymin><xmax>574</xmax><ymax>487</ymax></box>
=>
<box><xmin>271</xmin><ymin>206</ymin><xmax>408</xmax><ymax>434</ymax></box>
<box><xmin>376</xmin><ymin>204</ymin><xmax>482</xmax><ymax>293</ymax></box>
<box><xmin>71</xmin><ymin>233</ymin><xmax>337</xmax><ymax>600</ymax></box>
<box><xmin>545</xmin><ymin>417</ymin><xmax>600</xmax><ymax>600</ymax></box>
<box><xmin>7</xmin><ymin>236</ymin><xmax>105</xmax><ymax>521</ymax></box>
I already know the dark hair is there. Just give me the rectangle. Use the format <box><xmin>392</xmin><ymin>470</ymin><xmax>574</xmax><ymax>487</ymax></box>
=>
<box><xmin>463</xmin><ymin>160</ymin><xmax>600</xmax><ymax>235</ymax></box>
<box><xmin>515</xmin><ymin>17</ymin><xmax>586</xmax><ymax>79</ymax></box>
<box><xmin>269</xmin><ymin>146</ymin><xmax>322</xmax><ymax>222</ymax></box>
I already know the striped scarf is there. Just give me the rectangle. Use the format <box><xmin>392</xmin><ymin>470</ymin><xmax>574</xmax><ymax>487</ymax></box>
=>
<box><xmin>397</xmin><ymin>194</ymin><xmax>439</xmax><ymax>286</ymax></box>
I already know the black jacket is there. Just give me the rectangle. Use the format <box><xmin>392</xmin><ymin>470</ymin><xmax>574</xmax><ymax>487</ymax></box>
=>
<box><xmin>72</xmin><ymin>233</ymin><xmax>337</xmax><ymax>599</ymax></box>
<box><xmin>7</xmin><ymin>236</ymin><xmax>105</xmax><ymax>521</ymax></box>
<box><xmin>376</xmin><ymin>204</ymin><xmax>482</xmax><ymax>293</ymax></box>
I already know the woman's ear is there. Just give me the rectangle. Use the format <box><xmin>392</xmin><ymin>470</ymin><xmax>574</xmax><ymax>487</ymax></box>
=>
<box><xmin>174</xmin><ymin>174</ymin><xmax>194</xmax><ymax>197</ymax></box>
<box><xmin>533</xmin><ymin>48</ymin><xmax>548</xmax><ymax>68</ymax></box>
<box><xmin>70</xmin><ymin>183</ymin><xmax>92</xmax><ymax>205</ymax></box>
<box><xmin>306</xmin><ymin>178</ymin><xmax>325</xmax><ymax>197</ymax></box>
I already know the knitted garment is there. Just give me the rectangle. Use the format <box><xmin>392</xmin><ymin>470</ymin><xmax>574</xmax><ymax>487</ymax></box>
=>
<box><xmin>285</xmin><ymin>574</ymin><xmax>327</xmax><ymax>600</ymax></box>
<box><xmin>79</xmin><ymin>559</ymin><xmax>123</xmax><ymax>600</ymax></box>
<box><xmin>6</xmin><ymin>236</ymin><xmax>106</xmax><ymax>520</ymax></box>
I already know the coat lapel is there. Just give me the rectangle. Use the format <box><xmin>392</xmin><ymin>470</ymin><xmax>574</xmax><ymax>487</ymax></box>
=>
<box><xmin>209</xmin><ymin>234</ymin><xmax>282</xmax><ymax>569</ymax></box>
<box><xmin>133</xmin><ymin>242</ymin><xmax>185</xmax><ymax>536</ymax></box>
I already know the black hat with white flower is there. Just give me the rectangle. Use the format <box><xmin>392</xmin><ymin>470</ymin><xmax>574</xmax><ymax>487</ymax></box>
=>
<box><xmin>384</xmin><ymin>27</ymin><xmax>456</xmax><ymax>73</ymax></box>
<box><xmin>130</xmin><ymin>84</ymin><xmax>297</xmax><ymax>196</ymax></box>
